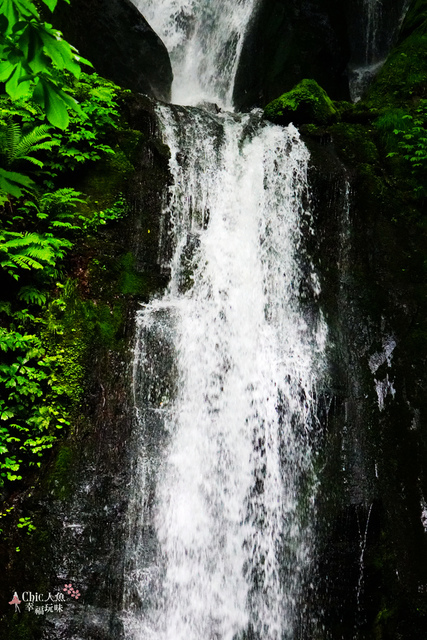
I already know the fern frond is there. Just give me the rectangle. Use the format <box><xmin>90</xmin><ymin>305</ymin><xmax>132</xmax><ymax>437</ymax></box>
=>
<box><xmin>28</xmin><ymin>140</ymin><xmax>60</xmax><ymax>153</ymax></box>
<box><xmin>2</xmin><ymin>233</ymin><xmax>47</xmax><ymax>249</ymax></box>
<box><xmin>50</xmin><ymin>220</ymin><xmax>80</xmax><ymax>229</ymax></box>
<box><xmin>1</xmin><ymin>255</ymin><xmax>44</xmax><ymax>270</ymax></box>
<box><xmin>0</xmin><ymin>167</ymin><xmax>34</xmax><ymax>199</ymax></box>
<box><xmin>18</xmin><ymin>286</ymin><xmax>48</xmax><ymax>306</ymax></box>
<box><xmin>15</xmin><ymin>126</ymin><xmax>51</xmax><ymax>160</ymax></box>
<box><xmin>23</xmin><ymin>246</ymin><xmax>55</xmax><ymax>264</ymax></box>
<box><xmin>20</xmin><ymin>156</ymin><xmax>44</xmax><ymax>168</ymax></box>
<box><xmin>6</xmin><ymin>121</ymin><xmax>20</xmax><ymax>165</ymax></box>
<box><xmin>4</xmin><ymin>122</ymin><xmax>56</xmax><ymax>169</ymax></box>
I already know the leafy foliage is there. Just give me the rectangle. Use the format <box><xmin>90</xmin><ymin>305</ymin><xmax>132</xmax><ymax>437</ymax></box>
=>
<box><xmin>0</xmin><ymin>325</ymin><xmax>66</xmax><ymax>483</ymax></box>
<box><xmin>386</xmin><ymin>100</ymin><xmax>427</xmax><ymax>196</ymax></box>
<box><xmin>3</xmin><ymin>121</ymin><xmax>59</xmax><ymax>168</ymax></box>
<box><xmin>0</xmin><ymin>0</ymin><xmax>133</xmax><ymax>523</ymax></box>
<box><xmin>0</xmin><ymin>0</ymin><xmax>91</xmax><ymax>129</ymax></box>
<box><xmin>0</xmin><ymin>230</ymin><xmax>71</xmax><ymax>279</ymax></box>
<box><xmin>48</xmin><ymin>75</ymin><xmax>120</xmax><ymax>172</ymax></box>
<box><xmin>0</xmin><ymin>166</ymin><xmax>33</xmax><ymax>204</ymax></box>
<box><xmin>0</xmin><ymin>70</ymin><xmax>128</xmax><ymax>495</ymax></box>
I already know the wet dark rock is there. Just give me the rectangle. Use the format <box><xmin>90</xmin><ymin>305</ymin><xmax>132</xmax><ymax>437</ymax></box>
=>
<box><xmin>54</xmin><ymin>0</ymin><xmax>173</xmax><ymax>101</ymax></box>
<box><xmin>345</xmin><ymin>0</ymin><xmax>410</xmax><ymax>68</ymax></box>
<box><xmin>233</xmin><ymin>0</ymin><xmax>410</xmax><ymax>110</ymax></box>
<box><xmin>233</xmin><ymin>0</ymin><xmax>351</xmax><ymax>110</ymax></box>
<box><xmin>301</xmin><ymin>79</ymin><xmax>427</xmax><ymax>639</ymax></box>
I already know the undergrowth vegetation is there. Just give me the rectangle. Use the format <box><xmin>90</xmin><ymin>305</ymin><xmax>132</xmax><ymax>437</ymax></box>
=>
<box><xmin>386</xmin><ymin>100</ymin><xmax>427</xmax><ymax>196</ymax></box>
<box><xmin>0</xmin><ymin>0</ymin><xmax>131</xmax><ymax>507</ymax></box>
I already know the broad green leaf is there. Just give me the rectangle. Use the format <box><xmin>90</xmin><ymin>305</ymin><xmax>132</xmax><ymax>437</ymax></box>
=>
<box><xmin>0</xmin><ymin>60</ymin><xmax>14</xmax><ymax>82</ymax></box>
<box><xmin>38</xmin><ymin>25</ymin><xmax>81</xmax><ymax>77</ymax></box>
<box><xmin>35</xmin><ymin>79</ymin><xmax>70</xmax><ymax>128</ymax></box>
<box><xmin>0</xmin><ymin>167</ymin><xmax>34</xmax><ymax>198</ymax></box>
<box><xmin>2</xmin><ymin>0</ymin><xmax>38</xmax><ymax>32</ymax></box>
<box><xmin>5</xmin><ymin>63</ymin><xmax>31</xmax><ymax>100</ymax></box>
<box><xmin>41</xmin><ymin>0</ymin><xmax>59</xmax><ymax>11</ymax></box>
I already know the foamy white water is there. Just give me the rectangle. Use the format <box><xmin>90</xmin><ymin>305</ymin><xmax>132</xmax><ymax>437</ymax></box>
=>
<box><xmin>123</xmin><ymin>2</ymin><xmax>326</xmax><ymax>637</ymax></box>
<box><xmin>123</xmin><ymin>103</ymin><xmax>326</xmax><ymax>639</ymax></box>
<box><xmin>129</xmin><ymin>0</ymin><xmax>259</xmax><ymax>107</ymax></box>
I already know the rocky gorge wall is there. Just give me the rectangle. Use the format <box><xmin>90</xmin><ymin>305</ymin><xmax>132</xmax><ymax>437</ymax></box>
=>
<box><xmin>54</xmin><ymin>0</ymin><xmax>173</xmax><ymax>102</ymax></box>
<box><xmin>233</xmin><ymin>0</ymin><xmax>410</xmax><ymax>109</ymax></box>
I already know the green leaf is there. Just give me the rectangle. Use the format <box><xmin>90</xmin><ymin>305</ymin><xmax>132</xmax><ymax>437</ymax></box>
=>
<box><xmin>33</xmin><ymin>77</ymin><xmax>69</xmax><ymax>129</ymax></box>
<box><xmin>5</xmin><ymin>64</ymin><xmax>31</xmax><ymax>100</ymax></box>
<box><xmin>0</xmin><ymin>60</ymin><xmax>15</xmax><ymax>83</ymax></box>
<box><xmin>41</xmin><ymin>0</ymin><xmax>59</xmax><ymax>11</ymax></box>
<box><xmin>0</xmin><ymin>167</ymin><xmax>34</xmax><ymax>199</ymax></box>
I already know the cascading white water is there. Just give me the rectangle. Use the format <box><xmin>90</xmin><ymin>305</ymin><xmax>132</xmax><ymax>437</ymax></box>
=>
<box><xmin>123</xmin><ymin>2</ymin><xmax>326</xmax><ymax>639</ymax></box>
<box><xmin>129</xmin><ymin>0</ymin><xmax>259</xmax><ymax>107</ymax></box>
<box><xmin>123</xmin><ymin>105</ymin><xmax>326</xmax><ymax>639</ymax></box>
<box><xmin>349</xmin><ymin>0</ymin><xmax>383</xmax><ymax>102</ymax></box>
<box><xmin>363</xmin><ymin>0</ymin><xmax>381</xmax><ymax>63</ymax></box>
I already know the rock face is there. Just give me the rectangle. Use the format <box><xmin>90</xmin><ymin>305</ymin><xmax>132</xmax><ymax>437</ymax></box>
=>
<box><xmin>345</xmin><ymin>0</ymin><xmax>410</xmax><ymax>68</ymax></box>
<box><xmin>233</xmin><ymin>0</ymin><xmax>409</xmax><ymax>110</ymax></box>
<box><xmin>295</xmin><ymin>3</ymin><xmax>427</xmax><ymax>635</ymax></box>
<box><xmin>54</xmin><ymin>0</ymin><xmax>173</xmax><ymax>102</ymax></box>
<box><xmin>233</xmin><ymin>0</ymin><xmax>351</xmax><ymax>110</ymax></box>
<box><xmin>305</xmin><ymin>125</ymin><xmax>427</xmax><ymax>638</ymax></box>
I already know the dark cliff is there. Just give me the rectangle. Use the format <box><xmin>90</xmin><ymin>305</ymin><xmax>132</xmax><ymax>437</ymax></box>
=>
<box><xmin>54</xmin><ymin>0</ymin><xmax>173</xmax><ymax>102</ymax></box>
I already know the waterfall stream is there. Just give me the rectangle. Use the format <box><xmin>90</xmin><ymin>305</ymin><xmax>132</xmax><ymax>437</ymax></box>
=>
<box><xmin>130</xmin><ymin>0</ymin><xmax>259</xmax><ymax>108</ymax></box>
<box><xmin>124</xmin><ymin>2</ymin><xmax>327</xmax><ymax>638</ymax></box>
<box><xmin>349</xmin><ymin>0</ymin><xmax>411</xmax><ymax>101</ymax></box>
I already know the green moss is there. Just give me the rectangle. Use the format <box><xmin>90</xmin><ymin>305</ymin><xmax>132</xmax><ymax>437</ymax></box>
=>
<box><xmin>366</xmin><ymin>12</ymin><xmax>427</xmax><ymax>110</ymax></box>
<box><xmin>264</xmin><ymin>79</ymin><xmax>337</xmax><ymax>126</ymax></box>
<box><xmin>78</xmin><ymin>149</ymin><xmax>133</xmax><ymax>212</ymax></box>
<box><xmin>119</xmin><ymin>252</ymin><xmax>143</xmax><ymax>296</ymax></box>
<box><xmin>373</xmin><ymin>108</ymin><xmax>409</xmax><ymax>147</ymax></box>
<box><xmin>329</xmin><ymin>123</ymin><xmax>379</xmax><ymax>165</ymax></box>
<box><xmin>400</xmin><ymin>0</ymin><xmax>427</xmax><ymax>41</ymax></box>
<box><xmin>150</xmin><ymin>138</ymin><xmax>171</xmax><ymax>159</ymax></box>
<box><xmin>116</xmin><ymin>129</ymin><xmax>145</xmax><ymax>164</ymax></box>
<box><xmin>47</xmin><ymin>445</ymin><xmax>73</xmax><ymax>500</ymax></box>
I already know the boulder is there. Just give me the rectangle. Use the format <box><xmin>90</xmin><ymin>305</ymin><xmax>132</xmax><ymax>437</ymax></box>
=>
<box><xmin>263</xmin><ymin>79</ymin><xmax>337</xmax><ymax>126</ymax></box>
<box><xmin>53</xmin><ymin>0</ymin><xmax>173</xmax><ymax>102</ymax></box>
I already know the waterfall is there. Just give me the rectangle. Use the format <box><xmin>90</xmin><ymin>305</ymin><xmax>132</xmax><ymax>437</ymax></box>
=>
<box><xmin>363</xmin><ymin>0</ymin><xmax>381</xmax><ymax>64</ymax></box>
<box><xmin>349</xmin><ymin>0</ymin><xmax>411</xmax><ymax>101</ymax></box>
<box><xmin>129</xmin><ymin>0</ymin><xmax>259</xmax><ymax>108</ymax></box>
<box><xmin>123</xmin><ymin>2</ymin><xmax>327</xmax><ymax>639</ymax></box>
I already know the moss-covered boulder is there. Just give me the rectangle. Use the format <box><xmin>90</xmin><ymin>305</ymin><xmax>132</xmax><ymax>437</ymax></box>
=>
<box><xmin>263</xmin><ymin>79</ymin><xmax>337</xmax><ymax>126</ymax></box>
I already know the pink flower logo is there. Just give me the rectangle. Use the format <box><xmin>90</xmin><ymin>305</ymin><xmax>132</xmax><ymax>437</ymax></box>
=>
<box><xmin>63</xmin><ymin>583</ymin><xmax>82</xmax><ymax>600</ymax></box>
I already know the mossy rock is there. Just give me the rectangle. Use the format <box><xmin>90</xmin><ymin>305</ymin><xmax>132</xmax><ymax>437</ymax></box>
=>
<box><xmin>400</xmin><ymin>0</ymin><xmax>427</xmax><ymax>41</ymax></box>
<box><xmin>366</xmin><ymin>2</ymin><xmax>427</xmax><ymax>110</ymax></box>
<box><xmin>264</xmin><ymin>79</ymin><xmax>337</xmax><ymax>126</ymax></box>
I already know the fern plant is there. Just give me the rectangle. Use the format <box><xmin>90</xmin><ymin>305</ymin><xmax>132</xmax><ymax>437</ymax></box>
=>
<box><xmin>5</xmin><ymin>121</ymin><xmax>59</xmax><ymax>168</ymax></box>
<box><xmin>0</xmin><ymin>230</ymin><xmax>72</xmax><ymax>279</ymax></box>
<box><xmin>388</xmin><ymin>100</ymin><xmax>427</xmax><ymax>196</ymax></box>
<box><xmin>0</xmin><ymin>121</ymin><xmax>58</xmax><ymax>202</ymax></box>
